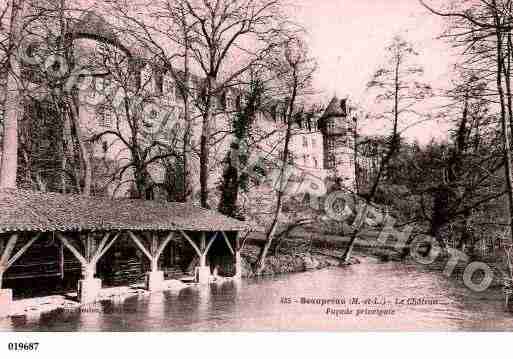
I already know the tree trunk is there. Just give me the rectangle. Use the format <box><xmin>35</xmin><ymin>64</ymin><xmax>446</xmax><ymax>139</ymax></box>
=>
<box><xmin>181</xmin><ymin>37</ymin><xmax>193</xmax><ymax>203</ymax></box>
<box><xmin>0</xmin><ymin>0</ymin><xmax>26</xmax><ymax>189</ymax></box>
<box><xmin>182</xmin><ymin>98</ymin><xmax>193</xmax><ymax>203</ymax></box>
<box><xmin>68</xmin><ymin>95</ymin><xmax>92</xmax><ymax>196</ymax></box>
<box><xmin>256</xmin><ymin>90</ymin><xmax>295</xmax><ymax>274</ymax></box>
<box><xmin>494</xmin><ymin>9</ymin><xmax>513</xmax><ymax>246</ymax></box>
<box><xmin>199</xmin><ymin>75</ymin><xmax>215</xmax><ymax>208</ymax></box>
<box><xmin>342</xmin><ymin>205</ymin><xmax>369</xmax><ymax>262</ymax></box>
<box><xmin>342</xmin><ymin>53</ymin><xmax>401</xmax><ymax>263</ymax></box>
<box><xmin>219</xmin><ymin>156</ymin><xmax>239</xmax><ymax>218</ymax></box>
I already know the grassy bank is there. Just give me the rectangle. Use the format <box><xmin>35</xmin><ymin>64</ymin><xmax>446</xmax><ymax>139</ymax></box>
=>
<box><xmin>240</xmin><ymin>229</ymin><xmax>400</xmax><ymax>277</ymax></box>
<box><xmin>242</xmin><ymin>228</ymin><xmax>511</xmax><ymax>290</ymax></box>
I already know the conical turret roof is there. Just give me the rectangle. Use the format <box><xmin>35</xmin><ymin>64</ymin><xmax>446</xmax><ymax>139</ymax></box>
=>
<box><xmin>322</xmin><ymin>96</ymin><xmax>347</xmax><ymax>118</ymax></box>
<box><xmin>72</xmin><ymin>11</ymin><xmax>120</xmax><ymax>45</ymax></box>
<box><xmin>71</xmin><ymin>11</ymin><xmax>142</xmax><ymax>58</ymax></box>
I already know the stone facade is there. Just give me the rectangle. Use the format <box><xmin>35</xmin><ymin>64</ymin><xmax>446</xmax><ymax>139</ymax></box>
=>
<box><xmin>319</xmin><ymin>96</ymin><xmax>357</xmax><ymax>191</ymax></box>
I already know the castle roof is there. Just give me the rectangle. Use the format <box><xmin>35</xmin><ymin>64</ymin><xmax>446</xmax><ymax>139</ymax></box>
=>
<box><xmin>321</xmin><ymin>96</ymin><xmax>347</xmax><ymax>118</ymax></box>
<box><xmin>70</xmin><ymin>11</ymin><xmax>146</xmax><ymax>59</ymax></box>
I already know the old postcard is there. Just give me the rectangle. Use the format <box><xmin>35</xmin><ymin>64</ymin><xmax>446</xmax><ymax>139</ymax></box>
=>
<box><xmin>1</xmin><ymin>0</ymin><xmax>513</xmax><ymax>345</ymax></box>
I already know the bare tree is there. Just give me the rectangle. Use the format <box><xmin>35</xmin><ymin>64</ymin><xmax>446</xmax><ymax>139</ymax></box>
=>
<box><xmin>421</xmin><ymin>0</ymin><xmax>513</xmax><ymax>246</ymax></box>
<box><xmin>0</xmin><ymin>0</ymin><xmax>26</xmax><ymax>189</ymax></box>
<box><xmin>104</xmin><ymin>0</ymin><xmax>199</xmax><ymax>202</ymax></box>
<box><xmin>113</xmin><ymin>0</ymin><xmax>294</xmax><ymax>208</ymax></box>
<box><xmin>256</xmin><ymin>36</ymin><xmax>316</xmax><ymax>274</ymax></box>
<box><xmin>341</xmin><ymin>35</ymin><xmax>432</xmax><ymax>262</ymax></box>
<box><xmin>86</xmin><ymin>43</ymin><xmax>184</xmax><ymax>199</ymax></box>
<box><xmin>218</xmin><ymin>71</ymin><xmax>265</xmax><ymax>218</ymax></box>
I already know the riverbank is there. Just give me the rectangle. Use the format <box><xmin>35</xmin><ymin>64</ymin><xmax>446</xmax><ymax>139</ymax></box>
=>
<box><xmin>240</xmin><ymin>244</ymin><xmax>357</xmax><ymax>277</ymax></box>
<box><xmin>243</xmin><ymin>229</ymin><xmax>510</xmax><ymax>290</ymax></box>
<box><xmin>240</xmin><ymin>230</ymin><xmax>390</xmax><ymax>277</ymax></box>
<box><xmin>6</xmin><ymin>256</ymin><xmax>513</xmax><ymax>331</ymax></box>
<box><xmin>5</xmin><ymin>229</ymin><xmax>509</xmax><ymax>318</ymax></box>
<box><xmin>5</xmin><ymin>279</ymin><xmax>190</xmax><ymax>318</ymax></box>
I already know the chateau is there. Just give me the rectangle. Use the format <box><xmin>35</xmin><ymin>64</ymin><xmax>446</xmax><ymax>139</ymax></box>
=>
<box><xmin>1</xmin><ymin>11</ymin><xmax>358</xmax><ymax>208</ymax></box>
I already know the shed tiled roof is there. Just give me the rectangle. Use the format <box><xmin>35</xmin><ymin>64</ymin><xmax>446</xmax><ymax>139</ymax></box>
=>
<box><xmin>0</xmin><ymin>189</ymin><xmax>250</xmax><ymax>234</ymax></box>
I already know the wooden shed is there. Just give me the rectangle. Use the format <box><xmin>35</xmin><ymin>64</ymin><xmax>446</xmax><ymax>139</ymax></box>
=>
<box><xmin>0</xmin><ymin>189</ymin><xmax>250</xmax><ymax>316</ymax></box>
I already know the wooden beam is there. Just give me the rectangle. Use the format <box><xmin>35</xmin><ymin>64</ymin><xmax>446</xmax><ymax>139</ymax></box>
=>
<box><xmin>5</xmin><ymin>233</ymin><xmax>41</xmax><ymax>269</ymax></box>
<box><xmin>180</xmin><ymin>230</ymin><xmax>202</xmax><ymax>258</ymax></box>
<box><xmin>221</xmin><ymin>231</ymin><xmax>235</xmax><ymax>256</ymax></box>
<box><xmin>95</xmin><ymin>232</ymin><xmax>121</xmax><ymax>264</ymax></box>
<box><xmin>235</xmin><ymin>231</ymin><xmax>241</xmax><ymax>252</ymax></box>
<box><xmin>200</xmin><ymin>232</ymin><xmax>206</xmax><ymax>252</ymax></box>
<box><xmin>127</xmin><ymin>231</ymin><xmax>152</xmax><ymax>261</ymax></box>
<box><xmin>150</xmin><ymin>233</ymin><xmax>158</xmax><ymax>257</ymax></box>
<box><xmin>234</xmin><ymin>232</ymin><xmax>242</xmax><ymax>278</ymax></box>
<box><xmin>59</xmin><ymin>240</ymin><xmax>64</xmax><ymax>280</ymax></box>
<box><xmin>0</xmin><ymin>234</ymin><xmax>18</xmax><ymax>267</ymax></box>
<box><xmin>95</xmin><ymin>233</ymin><xmax>112</xmax><ymax>259</ymax></box>
<box><xmin>155</xmin><ymin>232</ymin><xmax>176</xmax><ymax>261</ymax></box>
<box><xmin>204</xmin><ymin>232</ymin><xmax>218</xmax><ymax>257</ymax></box>
<box><xmin>56</xmin><ymin>233</ymin><xmax>88</xmax><ymax>267</ymax></box>
<box><xmin>240</xmin><ymin>230</ymin><xmax>250</xmax><ymax>250</ymax></box>
<box><xmin>85</xmin><ymin>233</ymin><xmax>94</xmax><ymax>263</ymax></box>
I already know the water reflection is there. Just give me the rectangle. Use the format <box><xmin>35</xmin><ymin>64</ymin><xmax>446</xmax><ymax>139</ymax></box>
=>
<box><xmin>78</xmin><ymin>304</ymin><xmax>102</xmax><ymax>331</ymax></box>
<box><xmin>3</xmin><ymin>260</ymin><xmax>513</xmax><ymax>331</ymax></box>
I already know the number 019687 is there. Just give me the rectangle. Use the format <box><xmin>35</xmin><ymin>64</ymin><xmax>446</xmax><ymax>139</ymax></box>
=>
<box><xmin>8</xmin><ymin>342</ymin><xmax>39</xmax><ymax>351</ymax></box>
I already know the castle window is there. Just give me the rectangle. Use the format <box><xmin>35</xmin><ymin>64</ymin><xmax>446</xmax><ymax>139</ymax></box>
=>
<box><xmin>236</xmin><ymin>95</ymin><xmax>242</xmax><ymax>112</ymax></box>
<box><xmin>226</xmin><ymin>92</ymin><xmax>233</xmax><ymax>110</ymax></box>
<box><xmin>312</xmin><ymin>138</ymin><xmax>316</xmax><ymax>147</ymax></box>
<box><xmin>164</xmin><ymin>76</ymin><xmax>175</xmax><ymax>100</ymax></box>
<box><xmin>155</xmin><ymin>72</ymin><xmax>163</xmax><ymax>96</ymax></box>
<box><xmin>97</xmin><ymin>106</ymin><xmax>112</xmax><ymax>128</ymax></box>
<box><xmin>219</xmin><ymin>92</ymin><xmax>227</xmax><ymax>110</ymax></box>
<box><xmin>271</xmin><ymin>105</ymin><xmax>277</xmax><ymax>121</ymax></box>
<box><xmin>40</xmin><ymin>139</ymin><xmax>51</xmax><ymax>151</ymax></box>
<box><xmin>313</xmin><ymin>156</ymin><xmax>319</xmax><ymax>168</ymax></box>
<box><xmin>134</xmin><ymin>68</ymin><xmax>142</xmax><ymax>89</ymax></box>
<box><xmin>302</xmin><ymin>136</ymin><xmax>308</xmax><ymax>147</ymax></box>
<box><xmin>326</xmin><ymin>153</ymin><xmax>335</xmax><ymax>169</ymax></box>
<box><xmin>176</xmin><ymin>83</ymin><xmax>184</xmax><ymax>101</ymax></box>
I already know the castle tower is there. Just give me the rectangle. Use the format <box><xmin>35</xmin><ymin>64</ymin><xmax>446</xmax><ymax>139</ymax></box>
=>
<box><xmin>318</xmin><ymin>96</ymin><xmax>356</xmax><ymax>190</ymax></box>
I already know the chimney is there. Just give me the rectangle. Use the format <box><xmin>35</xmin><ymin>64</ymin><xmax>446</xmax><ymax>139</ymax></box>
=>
<box><xmin>340</xmin><ymin>99</ymin><xmax>347</xmax><ymax>116</ymax></box>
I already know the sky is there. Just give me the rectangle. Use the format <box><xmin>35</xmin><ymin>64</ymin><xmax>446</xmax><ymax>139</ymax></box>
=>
<box><xmin>36</xmin><ymin>0</ymin><xmax>456</xmax><ymax>145</ymax></box>
<box><xmin>291</xmin><ymin>0</ymin><xmax>456</xmax><ymax>144</ymax></box>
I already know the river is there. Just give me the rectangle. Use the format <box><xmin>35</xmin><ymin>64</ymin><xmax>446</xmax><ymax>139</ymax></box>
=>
<box><xmin>2</xmin><ymin>256</ymin><xmax>513</xmax><ymax>331</ymax></box>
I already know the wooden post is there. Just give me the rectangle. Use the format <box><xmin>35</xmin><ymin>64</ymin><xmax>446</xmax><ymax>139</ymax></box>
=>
<box><xmin>59</xmin><ymin>240</ymin><xmax>64</xmax><ymax>280</ymax></box>
<box><xmin>0</xmin><ymin>233</ymin><xmax>41</xmax><ymax>287</ymax></box>
<box><xmin>127</xmin><ymin>231</ymin><xmax>175</xmax><ymax>291</ymax></box>
<box><xmin>150</xmin><ymin>234</ymin><xmax>159</xmax><ymax>272</ymax></box>
<box><xmin>169</xmin><ymin>242</ymin><xmax>175</xmax><ymax>267</ymax></box>
<box><xmin>57</xmin><ymin>232</ymin><xmax>120</xmax><ymax>303</ymax></box>
<box><xmin>0</xmin><ymin>234</ymin><xmax>16</xmax><ymax>291</ymax></box>
<box><xmin>0</xmin><ymin>232</ymin><xmax>40</xmax><ymax>318</ymax></box>
<box><xmin>200</xmin><ymin>232</ymin><xmax>207</xmax><ymax>267</ymax></box>
<box><xmin>221</xmin><ymin>231</ymin><xmax>241</xmax><ymax>279</ymax></box>
<box><xmin>234</xmin><ymin>232</ymin><xmax>242</xmax><ymax>279</ymax></box>
<box><xmin>180</xmin><ymin>231</ymin><xmax>219</xmax><ymax>284</ymax></box>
